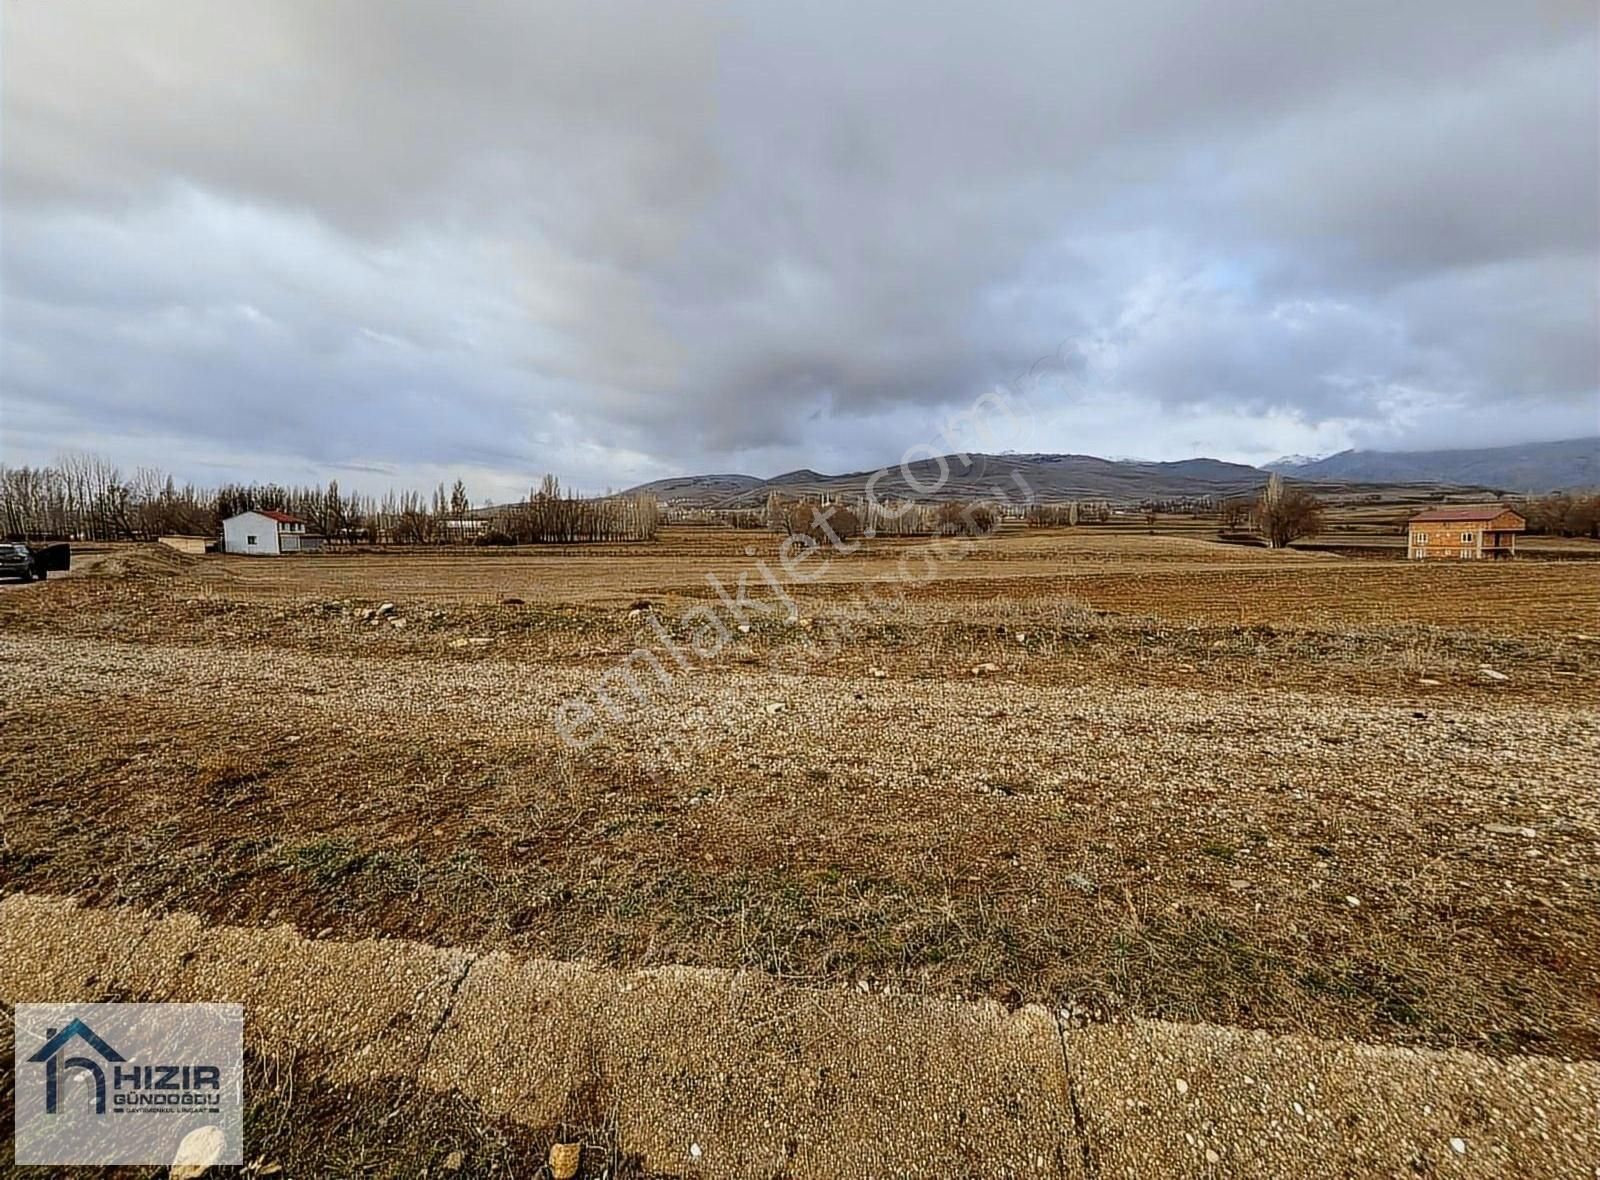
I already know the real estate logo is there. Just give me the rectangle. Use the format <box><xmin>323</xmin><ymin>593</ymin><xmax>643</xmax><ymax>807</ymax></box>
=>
<box><xmin>13</xmin><ymin>1002</ymin><xmax>243</xmax><ymax>1166</ymax></box>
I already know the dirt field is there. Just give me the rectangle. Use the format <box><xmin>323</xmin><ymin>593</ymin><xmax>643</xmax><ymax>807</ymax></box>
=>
<box><xmin>2</xmin><ymin>527</ymin><xmax>1597</xmax><ymax>1076</ymax></box>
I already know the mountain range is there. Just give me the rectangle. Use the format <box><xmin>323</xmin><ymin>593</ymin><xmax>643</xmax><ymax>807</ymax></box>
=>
<box><xmin>1262</xmin><ymin>437</ymin><xmax>1597</xmax><ymax>493</ymax></box>
<box><xmin>624</xmin><ymin>436</ymin><xmax>1597</xmax><ymax>507</ymax></box>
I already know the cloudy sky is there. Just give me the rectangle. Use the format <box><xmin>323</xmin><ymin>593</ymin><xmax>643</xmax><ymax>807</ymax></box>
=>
<box><xmin>2</xmin><ymin>1</ymin><xmax>1596</xmax><ymax>500</ymax></box>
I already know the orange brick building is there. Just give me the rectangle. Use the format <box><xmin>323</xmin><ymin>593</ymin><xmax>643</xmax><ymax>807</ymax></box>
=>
<box><xmin>1406</xmin><ymin>505</ymin><xmax>1526</xmax><ymax>560</ymax></box>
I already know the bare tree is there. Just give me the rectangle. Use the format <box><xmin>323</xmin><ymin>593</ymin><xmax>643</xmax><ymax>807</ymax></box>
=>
<box><xmin>1218</xmin><ymin>497</ymin><xmax>1252</xmax><ymax>532</ymax></box>
<box><xmin>786</xmin><ymin>500</ymin><xmax>860</xmax><ymax>545</ymax></box>
<box><xmin>1255</xmin><ymin>477</ymin><xmax>1324</xmax><ymax>548</ymax></box>
<box><xmin>936</xmin><ymin>501</ymin><xmax>997</xmax><ymax>537</ymax></box>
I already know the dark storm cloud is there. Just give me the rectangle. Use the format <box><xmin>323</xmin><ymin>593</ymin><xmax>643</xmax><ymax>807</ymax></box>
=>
<box><xmin>2</xmin><ymin>0</ymin><xmax>1595</xmax><ymax>490</ymax></box>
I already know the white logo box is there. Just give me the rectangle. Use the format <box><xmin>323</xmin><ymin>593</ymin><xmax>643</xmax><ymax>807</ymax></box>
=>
<box><xmin>13</xmin><ymin>1002</ymin><xmax>243</xmax><ymax>1166</ymax></box>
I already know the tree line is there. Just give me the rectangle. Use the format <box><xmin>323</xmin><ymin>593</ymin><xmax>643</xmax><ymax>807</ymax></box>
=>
<box><xmin>0</xmin><ymin>453</ymin><xmax>658</xmax><ymax>544</ymax></box>
<box><xmin>488</xmin><ymin>475</ymin><xmax>659</xmax><ymax>544</ymax></box>
<box><xmin>1521</xmin><ymin>492</ymin><xmax>1600</xmax><ymax>538</ymax></box>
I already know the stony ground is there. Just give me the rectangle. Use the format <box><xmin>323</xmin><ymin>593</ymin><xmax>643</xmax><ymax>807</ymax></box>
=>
<box><xmin>2</xmin><ymin>528</ymin><xmax>1596</xmax><ymax>1074</ymax></box>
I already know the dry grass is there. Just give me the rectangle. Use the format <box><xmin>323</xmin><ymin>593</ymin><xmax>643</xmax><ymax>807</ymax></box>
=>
<box><xmin>1</xmin><ymin>527</ymin><xmax>1597</xmax><ymax>1061</ymax></box>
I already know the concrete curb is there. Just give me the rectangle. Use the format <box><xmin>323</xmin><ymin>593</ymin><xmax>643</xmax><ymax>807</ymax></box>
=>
<box><xmin>2</xmin><ymin>895</ymin><xmax>1595</xmax><ymax>1177</ymax></box>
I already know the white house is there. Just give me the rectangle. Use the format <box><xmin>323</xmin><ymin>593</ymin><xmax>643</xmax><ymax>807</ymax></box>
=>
<box><xmin>221</xmin><ymin>510</ymin><xmax>324</xmax><ymax>555</ymax></box>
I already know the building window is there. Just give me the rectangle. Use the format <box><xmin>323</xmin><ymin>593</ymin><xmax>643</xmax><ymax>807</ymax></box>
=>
<box><xmin>1414</xmin><ymin>532</ymin><xmax>1427</xmax><ymax>544</ymax></box>
<box><xmin>246</xmin><ymin>535</ymin><xmax>257</xmax><ymax>545</ymax></box>
<box><xmin>1460</xmin><ymin>531</ymin><xmax>1474</xmax><ymax>542</ymax></box>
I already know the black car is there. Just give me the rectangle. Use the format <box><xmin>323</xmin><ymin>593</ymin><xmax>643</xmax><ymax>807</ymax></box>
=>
<box><xmin>0</xmin><ymin>540</ymin><xmax>58</xmax><ymax>582</ymax></box>
<box><xmin>0</xmin><ymin>542</ymin><xmax>41</xmax><ymax>581</ymax></box>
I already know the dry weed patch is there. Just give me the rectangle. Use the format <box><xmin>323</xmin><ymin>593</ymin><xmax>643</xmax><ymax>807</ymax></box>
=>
<box><xmin>2</xmin><ymin>529</ymin><xmax>1596</xmax><ymax>1060</ymax></box>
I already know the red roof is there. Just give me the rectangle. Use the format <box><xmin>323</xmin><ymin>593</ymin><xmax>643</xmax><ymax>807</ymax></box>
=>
<box><xmin>256</xmin><ymin>509</ymin><xmax>304</xmax><ymax>525</ymax></box>
<box><xmin>1407</xmin><ymin>505</ymin><xmax>1524</xmax><ymax>524</ymax></box>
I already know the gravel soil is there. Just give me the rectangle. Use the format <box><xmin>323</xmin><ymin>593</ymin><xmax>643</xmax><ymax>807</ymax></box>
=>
<box><xmin>1</xmin><ymin>528</ymin><xmax>1597</xmax><ymax>1059</ymax></box>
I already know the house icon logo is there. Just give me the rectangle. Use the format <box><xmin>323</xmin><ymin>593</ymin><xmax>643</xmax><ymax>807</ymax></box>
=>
<box><xmin>14</xmin><ymin>1002</ymin><xmax>243</xmax><ymax>1167</ymax></box>
<box><xmin>28</xmin><ymin>1017</ymin><xmax>127</xmax><ymax>1115</ymax></box>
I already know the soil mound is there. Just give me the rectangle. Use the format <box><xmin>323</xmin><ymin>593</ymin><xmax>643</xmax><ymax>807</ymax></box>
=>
<box><xmin>90</xmin><ymin>544</ymin><xmax>201</xmax><ymax>580</ymax></box>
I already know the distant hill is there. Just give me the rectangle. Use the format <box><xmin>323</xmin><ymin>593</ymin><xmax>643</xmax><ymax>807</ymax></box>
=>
<box><xmin>623</xmin><ymin>438</ymin><xmax>1597</xmax><ymax>508</ymax></box>
<box><xmin>620</xmin><ymin>473</ymin><xmax>768</xmax><ymax>500</ymax></box>
<box><xmin>1264</xmin><ymin>437</ymin><xmax>1598</xmax><ymax>493</ymax></box>
<box><xmin>626</xmin><ymin>452</ymin><xmax>1271</xmax><ymax>508</ymax></box>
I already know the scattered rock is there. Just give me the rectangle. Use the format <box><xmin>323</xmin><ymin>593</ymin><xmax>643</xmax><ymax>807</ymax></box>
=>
<box><xmin>169</xmin><ymin>1125</ymin><xmax>228</xmax><ymax>1178</ymax></box>
<box><xmin>1481</xmin><ymin>823</ymin><xmax>1536</xmax><ymax>838</ymax></box>
<box><xmin>868</xmin><ymin>666</ymin><xmax>886</xmax><ymax>678</ymax></box>
<box><xmin>1478</xmin><ymin>667</ymin><xmax>1509</xmax><ymax>681</ymax></box>
<box><xmin>1228</xmin><ymin>878</ymin><xmax>1251</xmax><ymax>891</ymax></box>
<box><xmin>442</xmin><ymin>1148</ymin><xmax>465</xmax><ymax>1172</ymax></box>
<box><xmin>737</xmin><ymin>623</ymin><xmax>752</xmax><ymax>634</ymax></box>
<box><xmin>375</xmin><ymin>602</ymin><xmax>395</xmax><ymax>618</ymax></box>
<box><xmin>1205</xmin><ymin>1148</ymin><xmax>1221</xmax><ymax>1164</ymax></box>
<box><xmin>390</xmin><ymin>618</ymin><xmax>406</xmax><ymax>629</ymax></box>
<box><xmin>1174</xmin><ymin>1077</ymin><xmax>1189</xmax><ymax>1096</ymax></box>
<box><xmin>549</xmin><ymin>1142</ymin><xmax>580</xmax><ymax>1179</ymax></box>
<box><xmin>689</xmin><ymin>1142</ymin><xmax>703</xmax><ymax>1161</ymax></box>
<box><xmin>971</xmin><ymin>662</ymin><xmax>1000</xmax><ymax>676</ymax></box>
<box><xmin>765</xmin><ymin>702</ymin><xmax>786</xmax><ymax>714</ymax></box>
<box><xmin>468</xmin><ymin>637</ymin><xmax>493</xmax><ymax>647</ymax></box>
<box><xmin>1418</xmin><ymin>678</ymin><xmax>1442</xmax><ymax>686</ymax></box>
<box><xmin>501</xmin><ymin>596</ymin><xmax>525</xmax><ymax>605</ymax></box>
<box><xmin>1344</xmin><ymin>895</ymin><xmax>1361</xmax><ymax>907</ymax></box>
<box><xmin>1449</xmin><ymin>1137</ymin><xmax>1468</xmax><ymax>1156</ymax></box>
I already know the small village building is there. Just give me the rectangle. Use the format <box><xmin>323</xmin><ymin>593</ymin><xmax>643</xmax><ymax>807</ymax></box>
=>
<box><xmin>441</xmin><ymin>517</ymin><xmax>488</xmax><ymax>540</ymax></box>
<box><xmin>1406</xmin><ymin>505</ymin><xmax>1525</xmax><ymax>560</ymax></box>
<box><xmin>221</xmin><ymin>510</ymin><xmax>325</xmax><ymax>555</ymax></box>
<box><xmin>157</xmin><ymin>535</ymin><xmax>210</xmax><ymax>555</ymax></box>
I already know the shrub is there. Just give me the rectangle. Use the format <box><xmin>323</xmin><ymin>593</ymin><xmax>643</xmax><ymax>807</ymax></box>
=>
<box><xmin>936</xmin><ymin>501</ymin><xmax>997</xmax><ymax>537</ymax></box>
<box><xmin>786</xmin><ymin>501</ymin><xmax>860</xmax><ymax>545</ymax></box>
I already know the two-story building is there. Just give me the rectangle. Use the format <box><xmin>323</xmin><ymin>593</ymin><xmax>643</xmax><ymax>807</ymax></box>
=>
<box><xmin>1406</xmin><ymin>505</ymin><xmax>1526</xmax><ymax>560</ymax></box>
<box><xmin>221</xmin><ymin>510</ymin><xmax>324</xmax><ymax>555</ymax></box>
